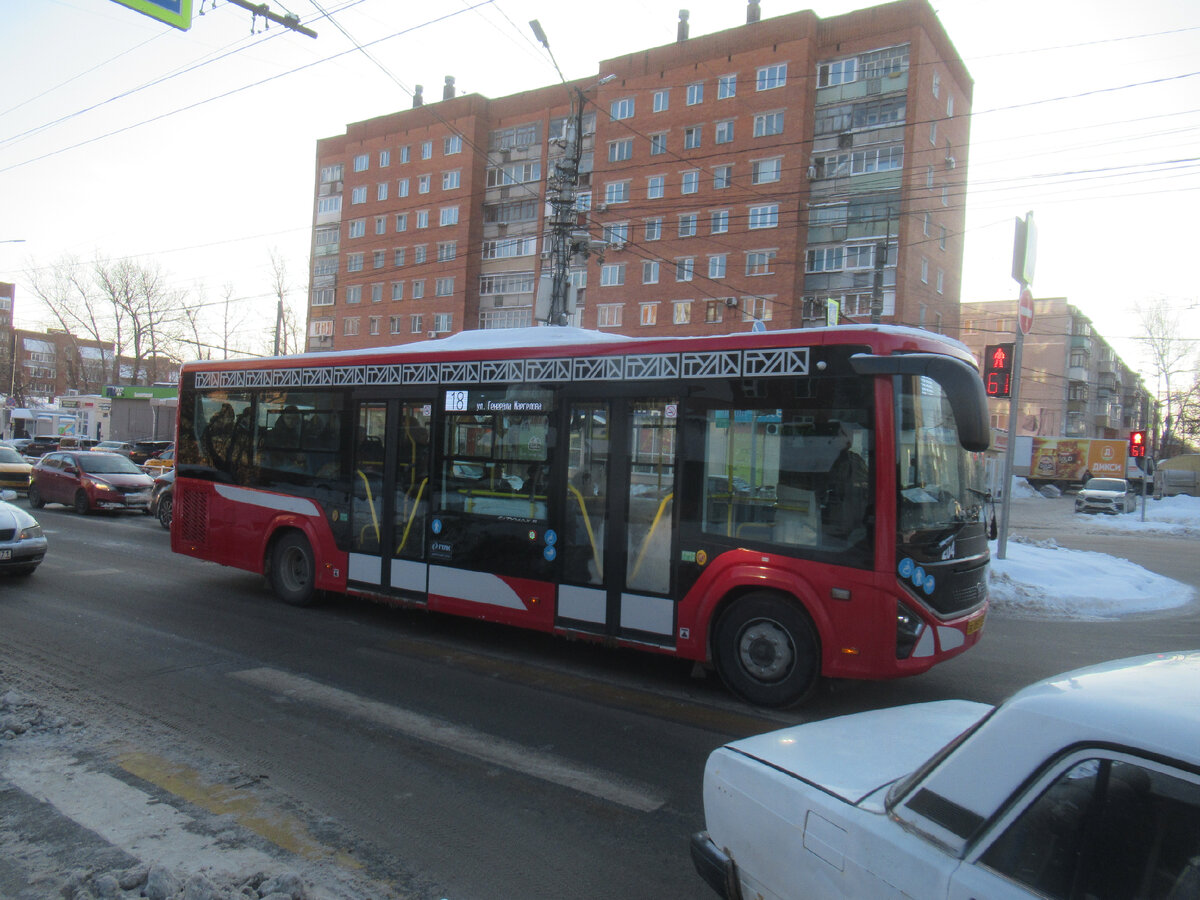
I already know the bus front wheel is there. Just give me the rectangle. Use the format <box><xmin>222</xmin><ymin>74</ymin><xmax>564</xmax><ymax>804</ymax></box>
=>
<box><xmin>714</xmin><ymin>592</ymin><xmax>819</xmax><ymax>708</ymax></box>
<box><xmin>269</xmin><ymin>532</ymin><xmax>317</xmax><ymax>607</ymax></box>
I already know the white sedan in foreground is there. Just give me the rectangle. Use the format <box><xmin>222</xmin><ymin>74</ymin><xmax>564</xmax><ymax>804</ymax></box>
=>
<box><xmin>692</xmin><ymin>652</ymin><xmax>1200</xmax><ymax>900</ymax></box>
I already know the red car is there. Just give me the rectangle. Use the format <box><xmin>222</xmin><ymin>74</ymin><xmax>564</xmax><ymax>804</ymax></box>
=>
<box><xmin>29</xmin><ymin>451</ymin><xmax>154</xmax><ymax>514</ymax></box>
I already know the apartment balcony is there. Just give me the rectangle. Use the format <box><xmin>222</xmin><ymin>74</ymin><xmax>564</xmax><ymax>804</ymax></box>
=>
<box><xmin>1068</xmin><ymin>366</ymin><xmax>1089</xmax><ymax>383</ymax></box>
<box><xmin>814</xmin><ymin>69</ymin><xmax>908</xmax><ymax>106</ymax></box>
<box><xmin>1070</xmin><ymin>334</ymin><xmax>1092</xmax><ymax>352</ymax></box>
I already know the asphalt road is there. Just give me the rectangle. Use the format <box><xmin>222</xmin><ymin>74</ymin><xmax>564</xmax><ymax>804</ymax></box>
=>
<box><xmin>1</xmin><ymin>494</ymin><xmax>1197</xmax><ymax>898</ymax></box>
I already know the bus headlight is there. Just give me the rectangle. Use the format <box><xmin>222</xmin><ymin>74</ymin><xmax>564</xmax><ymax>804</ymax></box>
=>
<box><xmin>896</xmin><ymin>600</ymin><xmax>926</xmax><ymax>659</ymax></box>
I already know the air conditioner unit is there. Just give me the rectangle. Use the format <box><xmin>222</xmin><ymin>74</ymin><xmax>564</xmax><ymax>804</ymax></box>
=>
<box><xmin>540</xmin><ymin>251</ymin><xmax>552</xmax><ymax>260</ymax></box>
<box><xmin>806</xmin><ymin>165</ymin><xmax>818</xmax><ymax>179</ymax></box>
<box><xmin>610</xmin><ymin>241</ymin><xmax>625</xmax><ymax>250</ymax></box>
<box><xmin>945</xmin><ymin>155</ymin><xmax>957</xmax><ymax>169</ymax></box>
<box><xmin>595</xmin><ymin>203</ymin><xmax>608</xmax><ymax>212</ymax></box>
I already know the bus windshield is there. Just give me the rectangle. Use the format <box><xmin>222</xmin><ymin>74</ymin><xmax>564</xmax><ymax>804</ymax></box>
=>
<box><xmin>897</xmin><ymin>374</ymin><xmax>987</xmax><ymax>537</ymax></box>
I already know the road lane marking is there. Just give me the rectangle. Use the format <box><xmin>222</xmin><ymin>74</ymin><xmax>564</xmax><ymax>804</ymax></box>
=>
<box><xmin>232</xmin><ymin>666</ymin><xmax>666</xmax><ymax>813</ymax></box>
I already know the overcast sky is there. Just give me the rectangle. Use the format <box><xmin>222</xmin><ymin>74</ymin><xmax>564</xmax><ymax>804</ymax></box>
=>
<box><xmin>2</xmin><ymin>0</ymin><xmax>1198</xmax><ymax>368</ymax></box>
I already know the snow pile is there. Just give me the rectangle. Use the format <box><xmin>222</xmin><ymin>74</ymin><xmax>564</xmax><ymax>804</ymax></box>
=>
<box><xmin>1007</xmin><ymin>477</ymin><xmax>1045</xmax><ymax>500</ymax></box>
<box><xmin>988</xmin><ymin>537</ymin><xmax>1194</xmax><ymax>620</ymax></box>
<box><xmin>62</xmin><ymin>867</ymin><xmax>310</xmax><ymax>900</ymax></box>
<box><xmin>1083</xmin><ymin>494</ymin><xmax>1200</xmax><ymax>538</ymax></box>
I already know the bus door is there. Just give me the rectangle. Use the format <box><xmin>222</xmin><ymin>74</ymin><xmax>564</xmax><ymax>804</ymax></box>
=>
<box><xmin>557</xmin><ymin>397</ymin><xmax>680</xmax><ymax>648</ymax></box>
<box><xmin>347</xmin><ymin>398</ymin><xmax>432</xmax><ymax>599</ymax></box>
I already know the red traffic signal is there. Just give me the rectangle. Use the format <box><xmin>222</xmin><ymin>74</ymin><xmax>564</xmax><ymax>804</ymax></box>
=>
<box><xmin>1129</xmin><ymin>430</ymin><xmax>1147</xmax><ymax>458</ymax></box>
<box><xmin>983</xmin><ymin>343</ymin><xmax>1015</xmax><ymax>399</ymax></box>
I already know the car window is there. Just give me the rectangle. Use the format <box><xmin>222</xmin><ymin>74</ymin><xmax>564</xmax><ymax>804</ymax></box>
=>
<box><xmin>1086</xmin><ymin>479</ymin><xmax>1126</xmax><ymax>492</ymax></box>
<box><xmin>0</xmin><ymin>447</ymin><xmax>25</xmax><ymax>464</ymax></box>
<box><xmin>77</xmin><ymin>454</ymin><xmax>144</xmax><ymax>475</ymax></box>
<box><xmin>980</xmin><ymin>757</ymin><xmax>1200</xmax><ymax>899</ymax></box>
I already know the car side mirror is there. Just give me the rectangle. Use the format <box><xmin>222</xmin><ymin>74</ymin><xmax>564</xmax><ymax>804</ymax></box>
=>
<box><xmin>64</xmin><ymin>466</ymin><xmax>77</xmax><ymax>475</ymax></box>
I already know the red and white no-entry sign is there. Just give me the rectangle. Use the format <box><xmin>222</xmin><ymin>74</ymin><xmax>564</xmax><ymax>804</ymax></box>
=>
<box><xmin>1018</xmin><ymin>288</ymin><xmax>1034</xmax><ymax>335</ymax></box>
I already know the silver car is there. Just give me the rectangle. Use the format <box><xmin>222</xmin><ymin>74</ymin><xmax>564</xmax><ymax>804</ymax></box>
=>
<box><xmin>0</xmin><ymin>490</ymin><xmax>47</xmax><ymax>575</ymax></box>
<box><xmin>1075</xmin><ymin>477</ymin><xmax>1136</xmax><ymax>514</ymax></box>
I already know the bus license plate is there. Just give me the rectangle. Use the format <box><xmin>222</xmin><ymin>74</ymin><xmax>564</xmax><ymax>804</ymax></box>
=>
<box><xmin>967</xmin><ymin>612</ymin><xmax>986</xmax><ymax>635</ymax></box>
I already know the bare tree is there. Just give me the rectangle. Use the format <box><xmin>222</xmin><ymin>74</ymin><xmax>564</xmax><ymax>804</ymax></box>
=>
<box><xmin>1135</xmin><ymin>298</ymin><xmax>1200</xmax><ymax>457</ymax></box>
<box><xmin>266</xmin><ymin>249</ymin><xmax>304</xmax><ymax>356</ymax></box>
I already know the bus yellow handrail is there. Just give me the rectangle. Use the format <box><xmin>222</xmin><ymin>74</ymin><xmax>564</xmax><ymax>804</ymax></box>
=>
<box><xmin>396</xmin><ymin>478</ymin><xmax>428</xmax><ymax>555</ymax></box>
<box><xmin>566</xmin><ymin>483</ymin><xmax>604</xmax><ymax>580</ymax></box>
<box><xmin>628</xmin><ymin>493</ymin><xmax>673</xmax><ymax>585</ymax></box>
<box><xmin>355</xmin><ymin>468</ymin><xmax>381</xmax><ymax>545</ymax></box>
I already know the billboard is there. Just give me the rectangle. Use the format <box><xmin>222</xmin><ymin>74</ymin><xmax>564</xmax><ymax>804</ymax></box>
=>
<box><xmin>1028</xmin><ymin>438</ymin><xmax>1126</xmax><ymax>481</ymax></box>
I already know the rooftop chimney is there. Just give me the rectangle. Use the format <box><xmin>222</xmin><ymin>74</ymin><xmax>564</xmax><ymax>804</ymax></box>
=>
<box><xmin>677</xmin><ymin>9</ymin><xmax>689</xmax><ymax>42</ymax></box>
<box><xmin>413</xmin><ymin>84</ymin><xmax>423</xmax><ymax>108</ymax></box>
<box><xmin>747</xmin><ymin>1</ymin><xmax>760</xmax><ymax>24</ymax></box>
<box><xmin>443</xmin><ymin>76</ymin><xmax>456</xmax><ymax>101</ymax></box>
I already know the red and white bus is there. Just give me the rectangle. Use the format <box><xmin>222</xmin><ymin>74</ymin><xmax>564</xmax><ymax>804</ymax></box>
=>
<box><xmin>173</xmin><ymin>325</ymin><xmax>991</xmax><ymax>707</ymax></box>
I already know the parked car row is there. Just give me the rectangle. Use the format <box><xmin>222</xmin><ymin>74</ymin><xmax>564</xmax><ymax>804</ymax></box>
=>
<box><xmin>1</xmin><ymin>437</ymin><xmax>173</xmax><ymax>464</ymax></box>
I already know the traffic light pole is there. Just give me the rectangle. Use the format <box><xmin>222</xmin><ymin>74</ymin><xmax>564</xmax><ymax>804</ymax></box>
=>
<box><xmin>996</xmin><ymin>325</ymin><xmax>1025</xmax><ymax>561</ymax></box>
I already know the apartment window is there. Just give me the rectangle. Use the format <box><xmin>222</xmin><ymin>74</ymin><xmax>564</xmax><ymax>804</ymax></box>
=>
<box><xmin>862</xmin><ymin>45</ymin><xmax>910</xmax><ymax>78</ymax></box>
<box><xmin>437</xmin><ymin>241</ymin><xmax>457</xmax><ymax>261</ymax></box>
<box><xmin>610</xmin><ymin>97</ymin><xmax>635</xmax><ymax>120</ymax></box>
<box><xmin>346</xmin><ymin>285</ymin><xmax>362</xmax><ymax>303</ymax></box>
<box><xmin>653</xmin><ymin>89</ymin><xmax>669</xmax><ymax>112</ymax></box>
<box><xmin>753</xmin><ymin>111</ymin><xmax>784</xmax><ymax>137</ymax></box>
<box><xmin>412</xmin><ymin>279</ymin><xmax>425</xmax><ymax>299</ymax></box>
<box><xmin>647</xmin><ymin>175</ymin><xmax>665</xmax><ymax>199</ymax></box>
<box><xmin>640</xmin><ymin>303</ymin><xmax>658</xmax><ymax>326</ymax></box>
<box><xmin>390</xmin><ymin>315</ymin><xmax>403</xmax><ymax>334</ymax></box>
<box><xmin>398</xmin><ymin>178</ymin><xmax>410</xmax><ymax>197</ymax></box>
<box><xmin>418</xmin><ymin>174</ymin><xmax>431</xmax><ymax>194</ymax></box>
<box><xmin>708</xmin><ymin>254</ymin><xmax>727</xmax><ymax>279</ymax></box>
<box><xmin>713</xmin><ymin>165</ymin><xmax>732</xmax><ymax>189</ymax></box>
<box><xmin>643</xmin><ymin>261</ymin><xmax>659</xmax><ymax>284</ymax></box>
<box><xmin>645</xmin><ymin>217</ymin><xmax>662</xmax><ymax>241</ymax></box>
<box><xmin>421</xmin><ymin>141</ymin><xmax>433</xmax><ymax>160</ymax></box>
<box><xmin>351</xmin><ymin>186</ymin><xmax>367</xmax><ymax>204</ymax></box>
<box><xmin>482</xmin><ymin>236</ymin><xmax>537</xmax><ymax>259</ymax></box>
<box><xmin>377</xmin><ymin>182</ymin><xmax>388</xmax><ymax>201</ymax></box>
<box><xmin>711</xmin><ymin>209</ymin><xmax>729</xmax><ymax>234</ymax></box>
<box><xmin>391</xmin><ymin>282</ymin><xmax>404</xmax><ymax>301</ymax></box>
<box><xmin>705</xmin><ymin>300</ymin><xmax>725</xmax><ymax>323</ymax></box>
<box><xmin>395</xmin><ymin>213</ymin><xmax>408</xmax><ymax>232</ymax></box>
<box><xmin>751</xmin><ymin>157</ymin><xmax>782</xmax><ymax>184</ymax></box>
<box><xmin>929</xmin><ymin>120</ymin><xmax>938</xmax><ymax>145</ymax></box>
<box><xmin>923</xmin><ymin>212</ymin><xmax>932</xmax><ymax>236</ymax></box>
<box><xmin>394</xmin><ymin>247</ymin><xmax>406</xmax><ymax>266</ymax></box>
<box><xmin>347</xmin><ymin>253</ymin><xmax>364</xmax><ymax>272</ymax></box>
<box><xmin>817</xmin><ymin>58</ymin><xmax>857</xmax><ymax>87</ymax></box>
<box><xmin>344</xmin><ymin>317</ymin><xmax>360</xmax><ymax>336</ymax></box>
<box><xmin>678</xmin><ymin>214</ymin><xmax>698</xmax><ymax>237</ymax></box>
<box><xmin>320</xmin><ymin>164</ymin><xmax>344</xmax><ymax>182</ymax></box>
<box><xmin>743</xmin><ymin>297</ymin><xmax>773</xmax><ymax>323</ymax></box>
<box><xmin>932</xmin><ymin>70</ymin><xmax>941</xmax><ymax>99</ymax></box>
<box><xmin>311</xmin><ymin>289</ymin><xmax>334</xmax><ymax>307</ymax></box>
<box><xmin>444</xmin><ymin>134</ymin><xmax>462</xmax><ymax>155</ymax></box>
<box><xmin>748</xmin><ymin>204</ymin><xmax>779</xmax><ymax>229</ymax></box>
<box><xmin>756</xmin><ymin>63</ymin><xmax>787</xmax><ymax>91</ymax></box>
<box><xmin>442</xmin><ymin>170</ymin><xmax>460</xmax><ymax>190</ymax></box>
<box><xmin>410</xmin><ymin>314</ymin><xmax>423</xmax><ymax>334</ymax></box>
<box><xmin>597</xmin><ymin>304</ymin><xmax>622</xmax><ymax>327</ymax></box>
<box><xmin>717</xmin><ymin>74</ymin><xmax>736</xmax><ymax>99</ymax></box>
<box><xmin>399</xmin><ymin>146</ymin><xmax>410</xmax><ymax>163</ymax></box>
<box><xmin>435</xmin><ymin>277</ymin><xmax>454</xmax><ymax>297</ymax></box>
<box><xmin>433</xmin><ymin>313</ymin><xmax>452</xmax><ymax>333</ymax></box>
<box><xmin>439</xmin><ymin>206</ymin><xmax>459</xmax><ymax>226</ymax></box>
<box><xmin>317</xmin><ymin>196</ymin><xmax>341</xmax><ymax>215</ymax></box>
<box><xmin>941</xmin><ymin>186</ymin><xmax>949</xmax><ymax>206</ymax></box>
<box><xmin>806</xmin><ymin>247</ymin><xmax>843</xmax><ymax>272</ymax></box>
<box><xmin>746</xmin><ymin>250</ymin><xmax>776</xmax><ymax>275</ymax></box>
<box><xmin>936</xmin><ymin>269</ymin><xmax>944</xmax><ymax>294</ymax></box>
<box><xmin>845</xmin><ymin>244</ymin><xmax>874</xmax><ymax>269</ymax></box>
<box><xmin>715</xmin><ymin>120</ymin><xmax>734</xmax><ymax>144</ymax></box>
<box><xmin>602</xmin><ymin>222</ymin><xmax>629</xmax><ymax>245</ymax></box>
<box><xmin>416</xmin><ymin>210</ymin><xmax>430</xmax><ymax>229</ymax></box>
<box><xmin>649</xmin><ymin>133</ymin><xmax>667</xmax><ymax>155</ymax></box>
<box><xmin>926</xmin><ymin>166</ymin><xmax>935</xmax><ymax>189</ymax></box>
<box><xmin>673</xmin><ymin>300</ymin><xmax>692</xmax><ymax>324</ymax></box>
<box><xmin>353</xmin><ymin>153</ymin><xmax>369</xmax><ymax>172</ymax></box>
<box><xmin>947</xmin><ymin>93</ymin><xmax>954</xmax><ymax>117</ymax></box>
<box><xmin>687</xmin><ymin>82</ymin><xmax>704</xmax><ymax>105</ymax></box>
<box><xmin>600</xmin><ymin>263</ymin><xmax>625</xmax><ymax>286</ymax></box>
<box><xmin>684</xmin><ymin>126</ymin><xmax>701</xmax><ymax>150</ymax></box>
<box><xmin>373</xmin><ymin>249</ymin><xmax>386</xmax><ymax>268</ymax></box>
<box><xmin>371</xmin><ymin>283</ymin><xmax>383</xmax><ymax>303</ymax></box>
<box><xmin>375</xmin><ymin>216</ymin><xmax>387</xmax><ymax>235</ymax></box>
<box><xmin>851</xmin><ymin>146</ymin><xmax>903</xmax><ymax>174</ymax></box>
<box><xmin>921</xmin><ymin>257</ymin><xmax>929</xmax><ymax>283</ymax></box>
<box><xmin>676</xmin><ymin>258</ymin><xmax>695</xmax><ymax>282</ymax></box>
<box><xmin>681</xmin><ymin>170</ymin><xmax>700</xmax><ymax>194</ymax></box>
<box><xmin>853</xmin><ymin>98</ymin><xmax>905</xmax><ymax>128</ymax></box>
<box><xmin>939</xmin><ymin>226</ymin><xmax>947</xmax><ymax>250</ymax></box>
<box><xmin>609</xmin><ymin>139</ymin><xmax>633</xmax><ymax>162</ymax></box>
<box><xmin>604</xmin><ymin>181</ymin><xmax>630</xmax><ymax>204</ymax></box>
<box><xmin>414</xmin><ymin>245</ymin><xmax>427</xmax><ymax>264</ymax></box>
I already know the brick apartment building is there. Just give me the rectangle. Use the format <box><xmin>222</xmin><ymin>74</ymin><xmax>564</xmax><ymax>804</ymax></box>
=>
<box><xmin>960</xmin><ymin>297</ymin><xmax>1152</xmax><ymax>439</ymax></box>
<box><xmin>307</xmin><ymin>0</ymin><xmax>970</xmax><ymax>351</ymax></box>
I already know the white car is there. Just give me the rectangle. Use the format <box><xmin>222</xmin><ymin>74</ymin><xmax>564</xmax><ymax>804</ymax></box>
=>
<box><xmin>692</xmin><ymin>652</ymin><xmax>1200</xmax><ymax>900</ymax></box>
<box><xmin>1074</xmin><ymin>477</ymin><xmax>1136</xmax><ymax>514</ymax></box>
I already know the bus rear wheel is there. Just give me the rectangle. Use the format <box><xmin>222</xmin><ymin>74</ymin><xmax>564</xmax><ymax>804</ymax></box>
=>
<box><xmin>269</xmin><ymin>532</ymin><xmax>317</xmax><ymax>607</ymax></box>
<box><xmin>714</xmin><ymin>592</ymin><xmax>819</xmax><ymax>708</ymax></box>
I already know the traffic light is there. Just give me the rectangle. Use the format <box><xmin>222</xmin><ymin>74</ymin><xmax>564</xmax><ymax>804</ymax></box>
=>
<box><xmin>1129</xmin><ymin>430</ymin><xmax>1147</xmax><ymax>459</ymax></box>
<box><xmin>983</xmin><ymin>343</ymin><xmax>1015</xmax><ymax>399</ymax></box>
